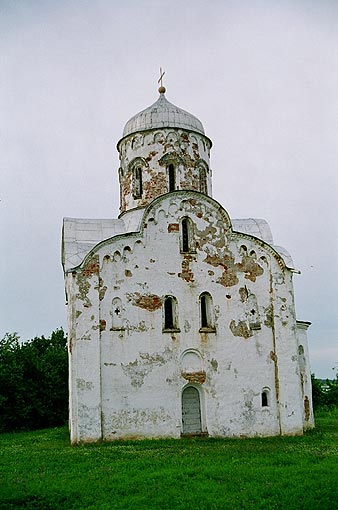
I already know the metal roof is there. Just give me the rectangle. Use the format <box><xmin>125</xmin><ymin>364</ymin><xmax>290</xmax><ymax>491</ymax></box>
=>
<box><xmin>122</xmin><ymin>93</ymin><xmax>205</xmax><ymax>138</ymax></box>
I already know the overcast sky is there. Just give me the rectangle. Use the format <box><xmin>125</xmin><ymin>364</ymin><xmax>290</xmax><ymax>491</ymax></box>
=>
<box><xmin>1</xmin><ymin>0</ymin><xmax>337</xmax><ymax>378</ymax></box>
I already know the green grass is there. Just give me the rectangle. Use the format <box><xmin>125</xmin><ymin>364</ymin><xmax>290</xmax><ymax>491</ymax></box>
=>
<box><xmin>1</xmin><ymin>410</ymin><xmax>337</xmax><ymax>510</ymax></box>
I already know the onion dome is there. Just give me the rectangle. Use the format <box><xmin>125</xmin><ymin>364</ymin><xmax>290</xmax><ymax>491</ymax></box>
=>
<box><xmin>122</xmin><ymin>91</ymin><xmax>205</xmax><ymax>138</ymax></box>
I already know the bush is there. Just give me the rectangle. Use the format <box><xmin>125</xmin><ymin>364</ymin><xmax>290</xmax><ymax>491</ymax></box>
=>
<box><xmin>0</xmin><ymin>329</ymin><xmax>68</xmax><ymax>432</ymax></box>
<box><xmin>325</xmin><ymin>376</ymin><xmax>338</xmax><ymax>408</ymax></box>
<box><xmin>311</xmin><ymin>373</ymin><xmax>325</xmax><ymax>409</ymax></box>
<box><xmin>311</xmin><ymin>371</ymin><xmax>338</xmax><ymax>410</ymax></box>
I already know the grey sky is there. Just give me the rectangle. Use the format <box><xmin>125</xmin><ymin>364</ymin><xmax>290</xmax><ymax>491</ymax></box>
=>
<box><xmin>1</xmin><ymin>0</ymin><xmax>337</xmax><ymax>378</ymax></box>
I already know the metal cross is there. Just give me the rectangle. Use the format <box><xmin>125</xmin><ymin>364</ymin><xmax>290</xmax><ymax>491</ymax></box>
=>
<box><xmin>158</xmin><ymin>67</ymin><xmax>165</xmax><ymax>87</ymax></box>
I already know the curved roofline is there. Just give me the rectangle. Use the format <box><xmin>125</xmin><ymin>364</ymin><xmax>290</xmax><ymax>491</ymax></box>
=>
<box><xmin>139</xmin><ymin>190</ymin><xmax>232</xmax><ymax>230</ymax></box>
<box><xmin>70</xmin><ymin>190</ymin><xmax>289</xmax><ymax>273</ymax></box>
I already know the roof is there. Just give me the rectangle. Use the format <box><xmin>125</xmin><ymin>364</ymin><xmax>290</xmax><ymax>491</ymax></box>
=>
<box><xmin>232</xmin><ymin>218</ymin><xmax>274</xmax><ymax>245</ymax></box>
<box><xmin>62</xmin><ymin>218</ymin><xmax>126</xmax><ymax>271</ymax></box>
<box><xmin>232</xmin><ymin>218</ymin><xmax>294</xmax><ymax>268</ymax></box>
<box><xmin>122</xmin><ymin>93</ymin><xmax>205</xmax><ymax>138</ymax></box>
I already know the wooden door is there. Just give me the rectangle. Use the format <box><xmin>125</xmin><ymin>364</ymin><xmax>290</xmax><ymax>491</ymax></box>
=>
<box><xmin>182</xmin><ymin>386</ymin><xmax>202</xmax><ymax>434</ymax></box>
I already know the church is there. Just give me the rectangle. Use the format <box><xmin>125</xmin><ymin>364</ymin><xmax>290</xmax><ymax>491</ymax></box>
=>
<box><xmin>62</xmin><ymin>81</ymin><xmax>314</xmax><ymax>443</ymax></box>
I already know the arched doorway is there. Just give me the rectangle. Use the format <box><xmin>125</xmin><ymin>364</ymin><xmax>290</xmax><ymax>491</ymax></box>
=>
<box><xmin>181</xmin><ymin>386</ymin><xmax>202</xmax><ymax>434</ymax></box>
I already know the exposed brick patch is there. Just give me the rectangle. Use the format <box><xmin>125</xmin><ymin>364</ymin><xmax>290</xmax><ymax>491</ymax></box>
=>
<box><xmin>99</xmin><ymin>286</ymin><xmax>107</xmax><ymax>301</ymax></box>
<box><xmin>181</xmin><ymin>371</ymin><xmax>206</xmax><ymax>384</ymax></box>
<box><xmin>127</xmin><ymin>292</ymin><xmax>162</xmax><ymax>311</ymax></box>
<box><xmin>82</xmin><ymin>256</ymin><xmax>100</xmax><ymax>277</ymax></box>
<box><xmin>168</xmin><ymin>223</ymin><xmax>179</xmax><ymax>232</ymax></box>
<box><xmin>236</xmin><ymin>256</ymin><xmax>264</xmax><ymax>282</ymax></box>
<box><xmin>178</xmin><ymin>255</ymin><xmax>195</xmax><ymax>283</ymax></box>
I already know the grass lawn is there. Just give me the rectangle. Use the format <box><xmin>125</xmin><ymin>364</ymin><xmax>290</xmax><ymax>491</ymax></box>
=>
<box><xmin>0</xmin><ymin>410</ymin><xmax>337</xmax><ymax>510</ymax></box>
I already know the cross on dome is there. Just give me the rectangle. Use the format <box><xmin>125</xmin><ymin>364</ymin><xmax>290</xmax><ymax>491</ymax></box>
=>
<box><xmin>158</xmin><ymin>67</ymin><xmax>166</xmax><ymax>94</ymax></box>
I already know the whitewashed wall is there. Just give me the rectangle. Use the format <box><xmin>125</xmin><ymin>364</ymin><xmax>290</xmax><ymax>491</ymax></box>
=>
<box><xmin>66</xmin><ymin>191</ymin><xmax>312</xmax><ymax>442</ymax></box>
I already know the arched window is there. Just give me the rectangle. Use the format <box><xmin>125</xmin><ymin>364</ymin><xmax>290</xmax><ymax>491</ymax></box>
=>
<box><xmin>180</xmin><ymin>217</ymin><xmax>194</xmax><ymax>253</ymax></box>
<box><xmin>261</xmin><ymin>389</ymin><xmax>269</xmax><ymax>407</ymax></box>
<box><xmin>164</xmin><ymin>298</ymin><xmax>173</xmax><ymax>329</ymax></box>
<box><xmin>181</xmin><ymin>218</ymin><xmax>189</xmax><ymax>252</ymax></box>
<box><xmin>133</xmin><ymin>167</ymin><xmax>143</xmax><ymax>198</ymax></box>
<box><xmin>199</xmin><ymin>292</ymin><xmax>215</xmax><ymax>331</ymax></box>
<box><xmin>168</xmin><ymin>164</ymin><xmax>175</xmax><ymax>192</ymax></box>
<box><xmin>200</xmin><ymin>295</ymin><xmax>208</xmax><ymax>328</ymax></box>
<box><xmin>163</xmin><ymin>296</ymin><xmax>179</xmax><ymax>331</ymax></box>
<box><xmin>199</xmin><ymin>166</ymin><xmax>207</xmax><ymax>194</ymax></box>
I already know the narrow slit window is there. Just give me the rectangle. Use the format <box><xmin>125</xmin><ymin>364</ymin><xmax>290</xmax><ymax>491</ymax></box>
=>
<box><xmin>261</xmin><ymin>391</ymin><xmax>269</xmax><ymax>407</ymax></box>
<box><xmin>134</xmin><ymin>167</ymin><xmax>142</xmax><ymax>198</ymax></box>
<box><xmin>199</xmin><ymin>292</ymin><xmax>214</xmax><ymax>330</ymax></box>
<box><xmin>201</xmin><ymin>295</ymin><xmax>208</xmax><ymax>328</ymax></box>
<box><xmin>168</xmin><ymin>164</ymin><xmax>175</xmax><ymax>192</ymax></box>
<box><xmin>164</xmin><ymin>297</ymin><xmax>174</xmax><ymax>330</ymax></box>
<box><xmin>181</xmin><ymin>218</ymin><xmax>189</xmax><ymax>252</ymax></box>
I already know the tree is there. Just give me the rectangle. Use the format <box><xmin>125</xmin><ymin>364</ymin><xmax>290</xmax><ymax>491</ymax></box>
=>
<box><xmin>324</xmin><ymin>365</ymin><xmax>338</xmax><ymax>408</ymax></box>
<box><xmin>0</xmin><ymin>329</ymin><xmax>68</xmax><ymax>432</ymax></box>
<box><xmin>311</xmin><ymin>373</ymin><xmax>325</xmax><ymax>410</ymax></box>
<box><xmin>311</xmin><ymin>369</ymin><xmax>338</xmax><ymax>410</ymax></box>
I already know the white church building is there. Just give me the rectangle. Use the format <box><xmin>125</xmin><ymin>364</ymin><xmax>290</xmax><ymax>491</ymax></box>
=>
<box><xmin>62</xmin><ymin>83</ymin><xmax>314</xmax><ymax>443</ymax></box>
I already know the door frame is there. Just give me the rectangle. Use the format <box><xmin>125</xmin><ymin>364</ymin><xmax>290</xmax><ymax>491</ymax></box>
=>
<box><xmin>181</xmin><ymin>383</ymin><xmax>207</xmax><ymax>436</ymax></box>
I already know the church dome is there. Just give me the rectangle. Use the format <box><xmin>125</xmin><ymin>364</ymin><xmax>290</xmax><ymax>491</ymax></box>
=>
<box><xmin>122</xmin><ymin>92</ymin><xmax>205</xmax><ymax>138</ymax></box>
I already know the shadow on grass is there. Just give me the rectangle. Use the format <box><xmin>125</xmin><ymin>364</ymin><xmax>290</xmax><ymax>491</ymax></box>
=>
<box><xmin>0</xmin><ymin>494</ymin><xmax>77</xmax><ymax>510</ymax></box>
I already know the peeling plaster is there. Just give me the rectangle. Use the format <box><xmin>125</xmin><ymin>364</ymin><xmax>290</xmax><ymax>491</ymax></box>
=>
<box><xmin>127</xmin><ymin>292</ymin><xmax>162</xmax><ymax>311</ymax></box>
<box><xmin>121</xmin><ymin>348</ymin><xmax>173</xmax><ymax>387</ymax></box>
<box><xmin>229</xmin><ymin>320</ymin><xmax>252</xmax><ymax>339</ymax></box>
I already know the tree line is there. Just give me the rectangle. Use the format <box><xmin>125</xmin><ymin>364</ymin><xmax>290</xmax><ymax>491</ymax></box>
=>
<box><xmin>0</xmin><ymin>328</ymin><xmax>337</xmax><ymax>432</ymax></box>
<box><xmin>0</xmin><ymin>329</ymin><xmax>68</xmax><ymax>433</ymax></box>
<box><xmin>311</xmin><ymin>372</ymin><xmax>338</xmax><ymax>410</ymax></box>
